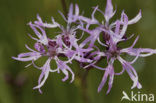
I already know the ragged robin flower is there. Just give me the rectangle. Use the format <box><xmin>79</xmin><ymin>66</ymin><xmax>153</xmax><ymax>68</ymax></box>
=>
<box><xmin>12</xmin><ymin>0</ymin><xmax>156</xmax><ymax>95</ymax></box>
<box><xmin>76</xmin><ymin>0</ymin><xmax>156</xmax><ymax>94</ymax></box>
<box><xmin>12</xmin><ymin>5</ymin><xmax>92</xmax><ymax>93</ymax></box>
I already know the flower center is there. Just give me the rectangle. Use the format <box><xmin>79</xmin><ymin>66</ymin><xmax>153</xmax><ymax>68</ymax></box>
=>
<box><xmin>103</xmin><ymin>31</ymin><xmax>110</xmax><ymax>42</ymax></box>
<box><xmin>47</xmin><ymin>41</ymin><xmax>58</xmax><ymax>57</ymax></box>
<box><xmin>34</xmin><ymin>42</ymin><xmax>46</xmax><ymax>54</ymax></box>
<box><xmin>62</xmin><ymin>35</ymin><xmax>71</xmax><ymax>47</ymax></box>
<box><xmin>106</xmin><ymin>46</ymin><xmax>120</xmax><ymax>59</ymax></box>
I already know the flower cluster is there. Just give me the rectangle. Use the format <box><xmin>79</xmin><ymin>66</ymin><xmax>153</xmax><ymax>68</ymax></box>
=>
<box><xmin>13</xmin><ymin>4</ymin><xmax>92</xmax><ymax>93</ymax></box>
<box><xmin>13</xmin><ymin>0</ymin><xmax>156</xmax><ymax>94</ymax></box>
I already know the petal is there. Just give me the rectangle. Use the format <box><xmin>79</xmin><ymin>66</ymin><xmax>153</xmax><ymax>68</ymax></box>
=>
<box><xmin>35</xmin><ymin>25</ymin><xmax>48</xmax><ymax>45</ymax></box>
<box><xmin>75</xmin><ymin>4</ymin><xmax>79</xmax><ymax>16</ymax></box>
<box><xmin>92</xmin><ymin>64</ymin><xmax>106</xmax><ymax>70</ymax></box>
<box><xmin>68</xmin><ymin>4</ymin><xmax>73</xmax><ymax>23</ymax></box>
<box><xmin>27</xmin><ymin>33</ymin><xmax>38</xmax><ymax>41</ymax></box>
<box><xmin>61</xmin><ymin>69</ymin><xmax>69</xmax><ymax>82</ymax></box>
<box><xmin>56</xmin><ymin>59</ymin><xmax>74</xmax><ymax>83</ymax></box>
<box><xmin>114</xmin><ymin>20</ymin><xmax>121</xmax><ymax>34</ymax></box>
<box><xmin>58</xmin><ymin>11</ymin><xmax>67</xmax><ymax>22</ymax></box>
<box><xmin>65</xmin><ymin>65</ymin><xmax>75</xmax><ymax>83</ymax></box>
<box><xmin>74</xmin><ymin>56</ymin><xmax>92</xmax><ymax>63</ymax></box>
<box><xmin>12</xmin><ymin>53</ymin><xmax>41</xmax><ymax>62</ymax></box>
<box><xmin>98</xmin><ymin>69</ymin><xmax>109</xmax><ymax>92</ymax></box>
<box><xmin>97</xmin><ymin>36</ymin><xmax>107</xmax><ymax>47</ymax></box>
<box><xmin>114</xmin><ymin>67</ymin><xmax>125</xmax><ymax>75</ymax></box>
<box><xmin>130</xmin><ymin>36</ymin><xmax>139</xmax><ymax>48</ymax></box>
<box><xmin>129</xmin><ymin>52</ymin><xmax>140</xmax><ymax>64</ymax></box>
<box><xmin>34</xmin><ymin>42</ymin><xmax>45</xmax><ymax>53</ymax></box>
<box><xmin>25</xmin><ymin>44</ymin><xmax>36</xmax><ymax>52</ymax></box>
<box><xmin>98</xmin><ymin>61</ymin><xmax>114</xmax><ymax>93</ymax></box>
<box><xmin>37</xmin><ymin>14</ymin><xmax>43</xmax><ymax>23</ymax></box>
<box><xmin>118</xmin><ymin>57</ymin><xmax>142</xmax><ymax>89</ymax></box>
<box><xmin>34</xmin><ymin>15</ymin><xmax>58</xmax><ymax>28</ymax></box>
<box><xmin>18</xmin><ymin>52</ymin><xmax>35</xmax><ymax>58</ymax></box>
<box><xmin>120</xmin><ymin>12</ymin><xmax>128</xmax><ymax>38</ymax></box>
<box><xmin>80</xmin><ymin>36</ymin><xmax>92</xmax><ymax>48</ymax></box>
<box><xmin>104</xmin><ymin>0</ymin><xmax>115</xmax><ymax>22</ymax></box>
<box><xmin>81</xmin><ymin>28</ymin><xmax>101</xmax><ymax>48</ymax></box>
<box><xmin>28</xmin><ymin>22</ymin><xmax>42</xmax><ymax>38</ymax></box>
<box><xmin>107</xmin><ymin>69</ymin><xmax>114</xmax><ymax>94</ymax></box>
<box><xmin>35</xmin><ymin>14</ymin><xmax>44</xmax><ymax>27</ymax></box>
<box><xmin>33</xmin><ymin>58</ymin><xmax>52</xmax><ymax>92</ymax></box>
<box><xmin>78</xmin><ymin>16</ymin><xmax>99</xmax><ymax>25</ymax></box>
<box><xmin>91</xmin><ymin>6</ymin><xmax>98</xmax><ymax>20</ymax></box>
<box><xmin>29</xmin><ymin>23</ymin><xmax>48</xmax><ymax>45</ymax></box>
<box><xmin>128</xmin><ymin>10</ymin><xmax>142</xmax><ymax>24</ymax></box>
<box><xmin>139</xmin><ymin>49</ymin><xmax>156</xmax><ymax>57</ymax></box>
<box><xmin>121</xmin><ymin>48</ymin><xmax>156</xmax><ymax>57</ymax></box>
<box><xmin>69</xmin><ymin>35</ymin><xmax>79</xmax><ymax>48</ymax></box>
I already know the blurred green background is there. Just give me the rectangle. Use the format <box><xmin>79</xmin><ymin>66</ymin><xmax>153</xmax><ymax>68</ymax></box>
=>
<box><xmin>0</xmin><ymin>0</ymin><xmax>156</xmax><ymax>103</ymax></box>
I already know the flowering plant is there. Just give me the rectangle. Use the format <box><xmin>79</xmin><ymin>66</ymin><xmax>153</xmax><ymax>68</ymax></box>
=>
<box><xmin>13</xmin><ymin>0</ymin><xmax>156</xmax><ymax>94</ymax></box>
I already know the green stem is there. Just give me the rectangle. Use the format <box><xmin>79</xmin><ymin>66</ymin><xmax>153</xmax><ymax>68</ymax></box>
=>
<box><xmin>61</xmin><ymin>0</ymin><xmax>68</xmax><ymax>17</ymax></box>
<box><xmin>81</xmin><ymin>69</ymin><xmax>90</xmax><ymax>103</ymax></box>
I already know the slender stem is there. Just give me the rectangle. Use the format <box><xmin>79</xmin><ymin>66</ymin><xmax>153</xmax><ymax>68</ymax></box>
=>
<box><xmin>61</xmin><ymin>0</ymin><xmax>68</xmax><ymax>17</ymax></box>
<box><xmin>81</xmin><ymin>69</ymin><xmax>90</xmax><ymax>103</ymax></box>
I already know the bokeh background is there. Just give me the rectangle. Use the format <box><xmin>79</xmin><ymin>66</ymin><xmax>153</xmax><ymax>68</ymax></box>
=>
<box><xmin>0</xmin><ymin>0</ymin><xmax>156</xmax><ymax>103</ymax></box>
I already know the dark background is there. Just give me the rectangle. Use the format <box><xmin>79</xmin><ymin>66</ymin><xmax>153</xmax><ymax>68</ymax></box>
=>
<box><xmin>0</xmin><ymin>0</ymin><xmax>156</xmax><ymax>103</ymax></box>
